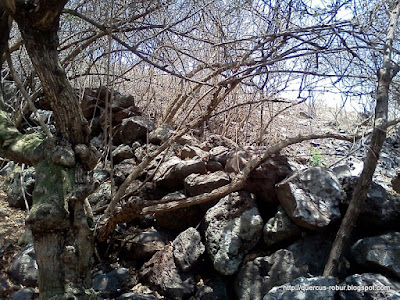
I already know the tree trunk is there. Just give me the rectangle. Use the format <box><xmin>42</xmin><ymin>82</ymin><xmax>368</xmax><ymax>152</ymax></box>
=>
<box><xmin>323</xmin><ymin>0</ymin><xmax>400</xmax><ymax>276</ymax></box>
<box><xmin>0</xmin><ymin>2</ymin><xmax>97</xmax><ymax>298</ymax></box>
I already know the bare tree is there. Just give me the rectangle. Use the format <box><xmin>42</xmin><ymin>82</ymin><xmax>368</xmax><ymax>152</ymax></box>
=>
<box><xmin>1</xmin><ymin>0</ymin><xmax>400</xmax><ymax>298</ymax></box>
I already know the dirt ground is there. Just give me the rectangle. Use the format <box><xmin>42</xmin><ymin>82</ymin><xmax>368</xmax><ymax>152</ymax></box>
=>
<box><xmin>0</xmin><ymin>179</ymin><xmax>32</xmax><ymax>298</ymax></box>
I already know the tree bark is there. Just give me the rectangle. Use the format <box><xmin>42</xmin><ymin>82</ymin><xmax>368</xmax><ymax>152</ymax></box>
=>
<box><xmin>0</xmin><ymin>1</ymin><xmax>97</xmax><ymax>298</ymax></box>
<box><xmin>10</xmin><ymin>0</ymin><xmax>90</xmax><ymax>144</ymax></box>
<box><xmin>323</xmin><ymin>0</ymin><xmax>400</xmax><ymax>277</ymax></box>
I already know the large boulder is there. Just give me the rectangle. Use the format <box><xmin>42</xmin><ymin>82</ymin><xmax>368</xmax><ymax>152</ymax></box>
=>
<box><xmin>121</xmin><ymin>230</ymin><xmax>168</xmax><ymax>260</ymax></box>
<box><xmin>287</xmin><ymin>233</ymin><xmax>337</xmax><ymax>276</ymax></box>
<box><xmin>204</xmin><ymin>191</ymin><xmax>263</xmax><ymax>275</ymax></box>
<box><xmin>115</xmin><ymin>116</ymin><xmax>155</xmax><ymax>145</ymax></box>
<box><xmin>93</xmin><ymin>267</ymin><xmax>135</xmax><ymax>299</ymax></box>
<box><xmin>180</xmin><ymin>145</ymin><xmax>208</xmax><ymax>160</ymax></box>
<box><xmin>337</xmin><ymin>273</ymin><xmax>400</xmax><ymax>299</ymax></box>
<box><xmin>264</xmin><ymin>276</ymin><xmax>338</xmax><ymax>300</ymax></box>
<box><xmin>154</xmin><ymin>192</ymin><xmax>204</xmax><ymax>231</ymax></box>
<box><xmin>263</xmin><ymin>205</ymin><xmax>302</xmax><ymax>249</ymax></box>
<box><xmin>148</xmin><ymin>124</ymin><xmax>174</xmax><ymax>144</ymax></box>
<box><xmin>341</xmin><ymin>178</ymin><xmax>400</xmax><ymax>233</ymax></box>
<box><xmin>8</xmin><ymin>245</ymin><xmax>38</xmax><ymax>287</ymax></box>
<box><xmin>184</xmin><ymin>171</ymin><xmax>230</xmax><ymax>196</ymax></box>
<box><xmin>172</xmin><ymin>227</ymin><xmax>205</xmax><ymax>272</ymax></box>
<box><xmin>209</xmin><ymin>146</ymin><xmax>230</xmax><ymax>167</ymax></box>
<box><xmin>225</xmin><ymin>150</ymin><xmax>292</xmax><ymax>212</ymax></box>
<box><xmin>351</xmin><ymin>232</ymin><xmax>400</xmax><ymax>279</ymax></box>
<box><xmin>154</xmin><ymin>156</ymin><xmax>207</xmax><ymax>191</ymax></box>
<box><xmin>139</xmin><ymin>245</ymin><xmax>195</xmax><ymax>299</ymax></box>
<box><xmin>276</xmin><ymin>167</ymin><xmax>343</xmax><ymax>230</ymax></box>
<box><xmin>112</xmin><ymin>144</ymin><xmax>135</xmax><ymax>164</ymax></box>
<box><xmin>234</xmin><ymin>249</ymin><xmax>308</xmax><ymax>300</ymax></box>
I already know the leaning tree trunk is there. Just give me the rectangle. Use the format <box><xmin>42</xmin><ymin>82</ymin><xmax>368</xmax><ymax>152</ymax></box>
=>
<box><xmin>1</xmin><ymin>1</ymin><xmax>98</xmax><ymax>298</ymax></box>
<box><xmin>324</xmin><ymin>0</ymin><xmax>400</xmax><ymax>276</ymax></box>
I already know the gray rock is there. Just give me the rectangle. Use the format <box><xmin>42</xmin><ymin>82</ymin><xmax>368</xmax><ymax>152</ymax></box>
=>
<box><xmin>287</xmin><ymin>233</ymin><xmax>335</xmax><ymax>276</ymax></box>
<box><xmin>116</xmin><ymin>116</ymin><xmax>155</xmax><ymax>144</ymax></box>
<box><xmin>116</xmin><ymin>293</ymin><xmax>157</xmax><ymax>300</ymax></box>
<box><xmin>351</xmin><ymin>232</ymin><xmax>400</xmax><ymax>279</ymax></box>
<box><xmin>92</xmin><ymin>168</ymin><xmax>110</xmax><ymax>183</ymax></box>
<box><xmin>341</xmin><ymin>178</ymin><xmax>400</xmax><ymax>233</ymax></box>
<box><xmin>176</xmin><ymin>134</ymin><xmax>200</xmax><ymax>146</ymax></box>
<box><xmin>123</xmin><ymin>230</ymin><xmax>167</xmax><ymax>260</ymax></box>
<box><xmin>263</xmin><ymin>205</ymin><xmax>302</xmax><ymax>248</ymax></box>
<box><xmin>133</xmin><ymin>144</ymin><xmax>159</xmax><ymax>163</ymax></box>
<box><xmin>276</xmin><ymin>167</ymin><xmax>343</xmax><ymax>230</ymax></box>
<box><xmin>206</xmin><ymin>160</ymin><xmax>224</xmax><ymax>172</ymax></box>
<box><xmin>209</xmin><ymin>146</ymin><xmax>230</xmax><ymax>166</ymax></box>
<box><xmin>114</xmin><ymin>158</ymin><xmax>137</xmax><ymax>184</ymax></box>
<box><xmin>332</xmin><ymin>165</ymin><xmax>352</xmax><ymax>181</ymax></box>
<box><xmin>93</xmin><ymin>267</ymin><xmax>135</xmax><ymax>298</ymax></box>
<box><xmin>226</xmin><ymin>151</ymin><xmax>292</xmax><ymax>209</ymax></box>
<box><xmin>11</xmin><ymin>288</ymin><xmax>35</xmax><ymax>300</ymax></box>
<box><xmin>87</xmin><ymin>181</ymin><xmax>112</xmax><ymax>209</ymax></box>
<box><xmin>184</xmin><ymin>171</ymin><xmax>230</xmax><ymax>196</ymax></box>
<box><xmin>5</xmin><ymin>166</ymin><xmax>35</xmax><ymax>209</ymax></box>
<box><xmin>264</xmin><ymin>276</ymin><xmax>338</xmax><ymax>300</ymax></box>
<box><xmin>8</xmin><ymin>244</ymin><xmax>38</xmax><ymax>287</ymax></box>
<box><xmin>195</xmin><ymin>276</ymin><xmax>230</xmax><ymax>300</ymax></box>
<box><xmin>206</xmin><ymin>134</ymin><xmax>238</xmax><ymax>149</ymax></box>
<box><xmin>139</xmin><ymin>245</ymin><xmax>195</xmax><ymax>299</ymax></box>
<box><xmin>154</xmin><ymin>156</ymin><xmax>207</xmax><ymax>190</ymax></box>
<box><xmin>173</xmin><ymin>227</ymin><xmax>205</xmax><ymax>272</ymax></box>
<box><xmin>337</xmin><ymin>273</ymin><xmax>400</xmax><ymax>299</ymax></box>
<box><xmin>112</xmin><ymin>144</ymin><xmax>134</xmax><ymax>164</ymax></box>
<box><xmin>180</xmin><ymin>145</ymin><xmax>208</xmax><ymax>160</ymax></box>
<box><xmin>204</xmin><ymin>191</ymin><xmax>263</xmax><ymax>275</ymax></box>
<box><xmin>235</xmin><ymin>249</ymin><xmax>308</xmax><ymax>300</ymax></box>
<box><xmin>148</xmin><ymin>124</ymin><xmax>174</xmax><ymax>144</ymax></box>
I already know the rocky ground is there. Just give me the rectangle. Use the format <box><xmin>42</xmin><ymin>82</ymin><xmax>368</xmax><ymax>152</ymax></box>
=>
<box><xmin>1</xmin><ymin>88</ymin><xmax>400</xmax><ymax>299</ymax></box>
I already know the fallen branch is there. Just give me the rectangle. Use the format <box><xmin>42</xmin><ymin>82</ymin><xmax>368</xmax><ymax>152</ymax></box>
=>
<box><xmin>96</xmin><ymin>131</ymin><xmax>358</xmax><ymax>242</ymax></box>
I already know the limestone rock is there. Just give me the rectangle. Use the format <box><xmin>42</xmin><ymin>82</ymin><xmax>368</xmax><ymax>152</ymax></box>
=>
<box><xmin>287</xmin><ymin>233</ymin><xmax>336</xmax><ymax>276</ymax></box>
<box><xmin>11</xmin><ymin>288</ymin><xmax>35</xmax><ymax>300</ymax></box>
<box><xmin>122</xmin><ymin>230</ymin><xmax>168</xmax><ymax>260</ymax></box>
<box><xmin>116</xmin><ymin>116</ymin><xmax>155</xmax><ymax>145</ymax></box>
<box><xmin>112</xmin><ymin>145</ymin><xmax>134</xmax><ymax>164</ymax></box>
<box><xmin>264</xmin><ymin>276</ymin><xmax>338</xmax><ymax>300</ymax></box>
<box><xmin>337</xmin><ymin>273</ymin><xmax>400</xmax><ymax>299</ymax></box>
<box><xmin>154</xmin><ymin>156</ymin><xmax>207</xmax><ymax>190</ymax></box>
<box><xmin>180</xmin><ymin>145</ymin><xmax>208</xmax><ymax>160</ymax></box>
<box><xmin>341</xmin><ymin>178</ymin><xmax>400</xmax><ymax>233</ymax></box>
<box><xmin>276</xmin><ymin>167</ymin><xmax>343</xmax><ymax>230</ymax></box>
<box><xmin>204</xmin><ymin>191</ymin><xmax>263</xmax><ymax>275</ymax></box>
<box><xmin>263</xmin><ymin>205</ymin><xmax>302</xmax><ymax>248</ymax></box>
<box><xmin>8</xmin><ymin>244</ymin><xmax>38</xmax><ymax>287</ymax></box>
<box><xmin>93</xmin><ymin>267</ymin><xmax>135</xmax><ymax>299</ymax></box>
<box><xmin>225</xmin><ymin>150</ymin><xmax>292</xmax><ymax>209</ymax></box>
<box><xmin>139</xmin><ymin>246</ymin><xmax>195</xmax><ymax>299</ymax></box>
<box><xmin>234</xmin><ymin>249</ymin><xmax>308</xmax><ymax>300</ymax></box>
<box><xmin>194</xmin><ymin>276</ymin><xmax>230</xmax><ymax>300</ymax></box>
<box><xmin>172</xmin><ymin>227</ymin><xmax>205</xmax><ymax>272</ymax></box>
<box><xmin>209</xmin><ymin>146</ymin><xmax>230</xmax><ymax>166</ymax></box>
<box><xmin>351</xmin><ymin>232</ymin><xmax>400</xmax><ymax>279</ymax></box>
<box><xmin>148</xmin><ymin>124</ymin><xmax>174</xmax><ymax>144</ymax></box>
<box><xmin>184</xmin><ymin>171</ymin><xmax>230</xmax><ymax>196</ymax></box>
